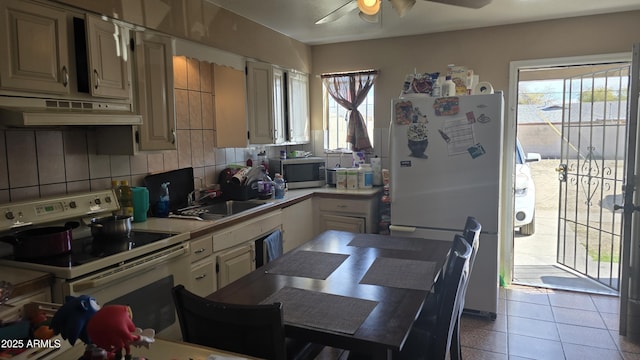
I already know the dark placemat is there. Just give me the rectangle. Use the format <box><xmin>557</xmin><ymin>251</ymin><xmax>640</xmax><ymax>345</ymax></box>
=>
<box><xmin>260</xmin><ymin>287</ymin><xmax>378</xmax><ymax>334</ymax></box>
<box><xmin>348</xmin><ymin>234</ymin><xmax>424</xmax><ymax>251</ymax></box>
<box><xmin>265</xmin><ymin>251</ymin><xmax>349</xmax><ymax>279</ymax></box>
<box><xmin>360</xmin><ymin>257</ymin><xmax>437</xmax><ymax>291</ymax></box>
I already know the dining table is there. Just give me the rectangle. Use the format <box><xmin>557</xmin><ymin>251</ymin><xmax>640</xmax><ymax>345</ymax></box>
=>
<box><xmin>206</xmin><ymin>229</ymin><xmax>452</xmax><ymax>360</ymax></box>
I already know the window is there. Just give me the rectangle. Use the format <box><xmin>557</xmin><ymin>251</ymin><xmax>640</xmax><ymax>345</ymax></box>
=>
<box><xmin>323</xmin><ymin>81</ymin><xmax>375</xmax><ymax>152</ymax></box>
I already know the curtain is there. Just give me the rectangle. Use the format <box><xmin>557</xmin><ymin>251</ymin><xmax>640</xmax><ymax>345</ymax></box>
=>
<box><xmin>322</xmin><ymin>70</ymin><xmax>378</xmax><ymax>152</ymax></box>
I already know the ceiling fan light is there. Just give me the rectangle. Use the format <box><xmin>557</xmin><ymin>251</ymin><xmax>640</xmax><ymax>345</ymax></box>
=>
<box><xmin>357</xmin><ymin>0</ymin><xmax>380</xmax><ymax>16</ymax></box>
<box><xmin>390</xmin><ymin>0</ymin><xmax>416</xmax><ymax>17</ymax></box>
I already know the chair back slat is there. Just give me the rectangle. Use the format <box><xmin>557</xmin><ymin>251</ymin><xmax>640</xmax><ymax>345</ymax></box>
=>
<box><xmin>462</xmin><ymin>216</ymin><xmax>481</xmax><ymax>272</ymax></box>
<box><xmin>172</xmin><ymin>285</ymin><xmax>288</xmax><ymax>360</ymax></box>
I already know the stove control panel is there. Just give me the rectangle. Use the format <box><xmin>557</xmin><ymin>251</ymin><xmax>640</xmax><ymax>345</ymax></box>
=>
<box><xmin>0</xmin><ymin>190</ymin><xmax>120</xmax><ymax>231</ymax></box>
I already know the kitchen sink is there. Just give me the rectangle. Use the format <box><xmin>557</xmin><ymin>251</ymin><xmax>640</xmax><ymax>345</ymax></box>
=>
<box><xmin>178</xmin><ymin>200</ymin><xmax>270</xmax><ymax>220</ymax></box>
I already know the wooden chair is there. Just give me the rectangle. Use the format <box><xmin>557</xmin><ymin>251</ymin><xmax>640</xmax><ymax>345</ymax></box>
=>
<box><xmin>397</xmin><ymin>234</ymin><xmax>472</xmax><ymax>360</ymax></box>
<box><xmin>171</xmin><ymin>285</ymin><xmax>323</xmax><ymax>360</ymax></box>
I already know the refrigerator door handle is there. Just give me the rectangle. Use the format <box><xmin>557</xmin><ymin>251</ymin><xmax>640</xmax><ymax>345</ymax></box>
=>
<box><xmin>389</xmin><ymin>225</ymin><xmax>416</xmax><ymax>233</ymax></box>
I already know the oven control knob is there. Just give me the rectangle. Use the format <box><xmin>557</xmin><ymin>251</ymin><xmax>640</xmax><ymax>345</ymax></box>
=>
<box><xmin>105</xmin><ymin>196</ymin><xmax>112</xmax><ymax>203</ymax></box>
<box><xmin>94</xmin><ymin>198</ymin><xmax>102</xmax><ymax>205</ymax></box>
<box><xmin>69</xmin><ymin>201</ymin><xmax>77</xmax><ymax>209</ymax></box>
<box><xmin>5</xmin><ymin>211</ymin><xmax>14</xmax><ymax>220</ymax></box>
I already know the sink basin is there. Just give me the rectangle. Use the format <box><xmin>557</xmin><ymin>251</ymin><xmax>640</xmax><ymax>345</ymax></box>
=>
<box><xmin>179</xmin><ymin>200</ymin><xmax>270</xmax><ymax>220</ymax></box>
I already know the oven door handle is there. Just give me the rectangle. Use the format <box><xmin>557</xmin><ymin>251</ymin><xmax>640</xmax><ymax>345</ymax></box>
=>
<box><xmin>72</xmin><ymin>245</ymin><xmax>188</xmax><ymax>292</ymax></box>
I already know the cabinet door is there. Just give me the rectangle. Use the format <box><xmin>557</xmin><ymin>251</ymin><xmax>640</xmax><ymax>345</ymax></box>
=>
<box><xmin>134</xmin><ymin>31</ymin><xmax>176</xmax><ymax>150</ymax></box>
<box><xmin>0</xmin><ymin>0</ymin><xmax>70</xmax><ymax>94</ymax></box>
<box><xmin>217</xmin><ymin>244</ymin><xmax>255</xmax><ymax>289</ymax></box>
<box><xmin>282</xmin><ymin>199</ymin><xmax>315</xmax><ymax>252</ymax></box>
<box><xmin>213</xmin><ymin>64</ymin><xmax>248</xmax><ymax>148</ymax></box>
<box><xmin>246</xmin><ymin>61</ymin><xmax>274</xmax><ymax>144</ymax></box>
<box><xmin>272</xmin><ymin>67</ymin><xmax>286</xmax><ymax>144</ymax></box>
<box><xmin>86</xmin><ymin>15</ymin><xmax>131</xmax><ymax>99</ymax></box>
<box><xmin>287</xmin><ymin>71</ymin><xmax>310</xmax><ymax>143</ymax></box>
<box><xmin>319</xmin><ymin>213</ymin><xmax>366</xmax><ymax>233</ymax></box>
<box><xmin>190</xmin><ymin>260</ymin><xmax>216</xmax><ymax>297</ymax></box>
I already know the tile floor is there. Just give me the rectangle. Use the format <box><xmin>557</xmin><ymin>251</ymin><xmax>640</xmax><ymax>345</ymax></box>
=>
<box><xmin>460</xmin><ymin>285</ymin><xmax>640</xmax><ymax>360</ymax></box>
<box><xmin>315</xmin><ymin>284</ymin><xmax>640</xmax><ymax>360</ymax></box>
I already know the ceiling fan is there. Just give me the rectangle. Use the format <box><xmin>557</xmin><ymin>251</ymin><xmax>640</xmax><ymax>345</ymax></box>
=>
<box><xmin>315</xmin><ymin>0</ymin><xmax>492</xmax><ymax>25</ymax></box>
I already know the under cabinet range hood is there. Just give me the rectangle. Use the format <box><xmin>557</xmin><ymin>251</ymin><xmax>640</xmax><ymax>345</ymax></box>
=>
<box><xmin>0</xmin><ymin>96</ymin><xmax>142</xmax><ymax>127</ymax></box>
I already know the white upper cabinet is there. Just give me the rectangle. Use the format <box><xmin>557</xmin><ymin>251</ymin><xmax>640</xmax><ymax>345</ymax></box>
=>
<box><xmin>0</xmin><ymin>0</ymin><xmax>70</xmax><ymax>95</ymax></box>
<box><xmin>247</xmin><ymin>60</ymin><xmax>277</xmax><ymax>144</ymax></box>
<box><xmin>134</xmin><ymin>31</ymin><xmax>176</xmax><ymax>151</ymax></box>
<box><xmin>246</xmin><ymin>60</ymin><xmax>309</xmax><ymax>145</ymax></box>
<box><xmin>86</xmin><ymin>14</ymin><xmax>132</xmax><ymax>99</ymax></box>
<box><xmin>287</xmin><ymin>71</ymin><xmax>310</xmax><ymax>143</ymax></box>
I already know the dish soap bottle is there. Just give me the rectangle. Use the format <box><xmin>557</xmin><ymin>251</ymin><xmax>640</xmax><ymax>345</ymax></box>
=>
<box><xmin>156</xmin><ymin>182</ymin><xmax>170</xmax><ymax>217</ymax></box>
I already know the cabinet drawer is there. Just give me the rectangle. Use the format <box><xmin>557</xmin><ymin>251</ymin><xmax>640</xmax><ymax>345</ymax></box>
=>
<box><xmin>190</xmin><ymin>260</ymin><xmax>216</xmax><ymax>297</ymax></box>
<box><xmin>213</xmin><ymin>211</ymin><xmax>282</xmax><ymax>252</ymax></box>
<box><xmin>318</xmin><ymin>198</ymin><xmax>368</xmax><ymax>213</ymax></box>
<box><xmin>190</xmin><ymin>235</ymin><xmax>213</xmax><ymax>263</ymax></box>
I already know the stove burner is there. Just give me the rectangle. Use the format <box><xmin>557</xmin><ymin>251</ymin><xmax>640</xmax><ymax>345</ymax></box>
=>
<box><xmin>3</xmin><ymin>231</ymin><xmax>176</xmax><ymax>267</ymax></box>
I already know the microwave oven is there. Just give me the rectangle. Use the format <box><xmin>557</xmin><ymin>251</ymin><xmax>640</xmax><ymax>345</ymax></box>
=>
<box><xmin>269</xmin><ymin>157</ymin><xmax>326</xmax><ymax>189</ymax></box>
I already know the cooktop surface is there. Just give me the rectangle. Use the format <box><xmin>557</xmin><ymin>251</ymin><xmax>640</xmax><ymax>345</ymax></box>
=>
<box><xmin>3</xmin><ymin>231</ymin><xmax>176</xmax><ymax>267</ymax></box>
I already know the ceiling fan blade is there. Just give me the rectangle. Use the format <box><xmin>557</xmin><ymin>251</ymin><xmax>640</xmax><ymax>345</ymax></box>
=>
<box><xmin>315</xmin><ymin>1</ymin><xmax>359</xmax><ymax>24</ymax></box>
<box><xmin>427</xmin><ymin>0</ymin><xmax>492</xmax><ymax>9</ymax></box>
<box><xmin>390</xmin><ymin>0</ymin><xmax>416</xmax><ymax>17</ymax></box>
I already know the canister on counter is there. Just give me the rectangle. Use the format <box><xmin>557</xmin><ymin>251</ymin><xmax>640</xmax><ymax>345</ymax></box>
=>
<box><xmin>336</xmin><ymin>168</ymin><xmax>347</xmax><ymax>190</ymax></box>
<box><xmin>358</xmin><ymin>164</ymin><xmax>373</xmax><ymax>189</ymax></box>
<box><xmin>346</xmin><ymin>168</ymin><xmax>359</xmax><ymax>190</ymax></box>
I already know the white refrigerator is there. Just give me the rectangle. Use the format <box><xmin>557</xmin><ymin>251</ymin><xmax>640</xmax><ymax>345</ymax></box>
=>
<box><xmin>389</xmin><ymin>92</ymin><xmax>504</xmax><ymax>319</ymax></box>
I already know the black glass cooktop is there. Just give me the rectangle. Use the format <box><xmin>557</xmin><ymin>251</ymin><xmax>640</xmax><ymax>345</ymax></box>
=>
<box><xmin>7</xmin><ymin>231</ymin><xmax>176</xmax><ymax>267</ymax></box>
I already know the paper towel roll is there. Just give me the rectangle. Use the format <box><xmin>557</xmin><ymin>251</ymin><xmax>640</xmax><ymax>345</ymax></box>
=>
<box><xmin>371</xmin><ymin>157</ymin><xmax>382</xmax><ymax>186</ymax></box>
<box><xmin>474</xmin><ymin>81</ymin><xmax>494</xmax><ymax>94</ymax></box>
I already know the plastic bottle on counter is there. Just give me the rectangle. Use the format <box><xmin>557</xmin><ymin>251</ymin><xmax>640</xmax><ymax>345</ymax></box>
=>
<box><xmin>431</xmin><ymin>77</ymin><xmax>442</xmax><ymax>97</ymax></box>
<box><xmin>119</xmin><ymin>180</ymin><xmax>134</xmax><ymax>217</ymax></box>
<box><xmin>358</xmin><ymin>163</ymin><xmax>373</xmax><ymax>189</ymax></box>
<box><xmin>258</xmin><ymin>166</ymin><xmax>273</xmax><ymax>199</ymax></box>
<box><xmin>111</xmin><ymin>180</ymin><xmax>121</xmax><ymax>215</ymax></box>
<box><xmin>274</xmin><ymin>173</ymin><xmax>285</xmax><ymax>199</ymax></box>
<box><xmin>443</xmin><ymin>75</ymin><xmax>456</xmax><ymax>97</ymax></box>
<box><xmin>156</xmin><ymin>182</ymin><xmax>170</xmax><ymax>217</ymax></box>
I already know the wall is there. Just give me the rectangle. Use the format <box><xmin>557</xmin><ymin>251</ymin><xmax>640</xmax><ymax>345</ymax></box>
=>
<box><xmin>309</xmin><ymin>11</ymin><xmax>640</xmax><ymax>168</ymax></box>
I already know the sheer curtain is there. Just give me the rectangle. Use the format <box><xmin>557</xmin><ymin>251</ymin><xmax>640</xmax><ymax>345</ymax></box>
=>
<box><xmin>322</xmin><ymin>70</ymin><xmax>378</xmax><ymax>152</ymax></box>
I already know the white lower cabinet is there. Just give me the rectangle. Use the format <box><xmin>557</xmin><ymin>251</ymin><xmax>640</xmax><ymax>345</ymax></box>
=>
<box><xmin>216</xmin><ymin>244</ymin><xmax>254</xmax><ymax>289</ymax></box>
<box><xmin>282</xmin><ymin>198</ymin><xmax>315</xmax><ymax>253</ymax></box>
<box><xmin>319</xmin><ymin>213</ymin><xmax>365</xmax><ymax>233</ymax></box>
<box><xmin>316</xmin><ymin>195</ymin><xmax>379</xmax><ymax>234</ymax></box>
<box><xmin>188</xmin><ymin>234</ymin><xmax>216</xmax><ymax>297</ymax></box>
<box><xmin>212</xmin><ymin>211</ymin><xmax>282</xmax><ymax>290</ymax></box>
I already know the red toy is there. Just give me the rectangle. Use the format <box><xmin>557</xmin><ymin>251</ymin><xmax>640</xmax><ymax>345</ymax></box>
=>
<box><xmin>86</xmin><ymin>305</ymin><xmax>140</xmax><ymax>358</ymax></box>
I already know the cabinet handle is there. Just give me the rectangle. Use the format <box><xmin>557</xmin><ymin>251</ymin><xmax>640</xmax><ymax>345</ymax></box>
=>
<box><xmin>194</xmin><ymin>248</ymin><xmax>206</xmax><ymax>254</ymax></box>
<box><xmin>62</xmin><ymin>66</ymin><xmax>69</xmax><ymax>87</ymax></box>
<box><xmin>93</xmin><ymin>69</ymin><xmax>100</xmax><ymax>89</ymax></box>
<box><xmin>171</xmin><ymin>129</ymin><xmax>176</xmax><ymax>144</ymax></box>
<box><xmin>337</xmin><ymin>204</ymin><xmax>348</xmax><ymax>208</ymax></box>
<box><xmin>195</xmin><ymin>274</ymin><xmax>207</xmax><ymax>280</ymax></box>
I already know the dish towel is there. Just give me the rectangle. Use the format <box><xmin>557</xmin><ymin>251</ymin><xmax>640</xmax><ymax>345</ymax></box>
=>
<box><xmin>265</xmin><ymin>229</ymin><xmax>283</xmax><ymax>262</ymax></box>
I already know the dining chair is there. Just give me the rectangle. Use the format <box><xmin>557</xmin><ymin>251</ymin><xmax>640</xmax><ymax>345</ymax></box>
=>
<box><xmin>348</xmin><ymin>235</ymin><xmax>472</xmax><ymax>360</ymax></box>
<box><xmin>171</xmin><ymin>285</ymin><xmax>324</xmax><ymax>360</ymax></box>
<box><xmin>462</xmin><ymin>216</ymin><xmax>481</xmax><ymax>272</ymax></box>
<box><xmin>397</xmin><ymin>234</ymin><xmax>472</xmax><ymax>360</ymax></box>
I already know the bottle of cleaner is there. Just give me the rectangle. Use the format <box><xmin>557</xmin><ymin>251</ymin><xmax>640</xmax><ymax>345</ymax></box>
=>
<box><xmin>274</xmin><ymin>173</ymin><xmax>285</xmax><ymax>199</ymax></box>
<box><xmin>443</xmin><ymin>75</ymin><xmax>456</xmax><ymax>97</ymax></box>
<box><xmin>156</xmin><ymin>182</ymin><xmax>170</xmax><ymax>217</ymax></box>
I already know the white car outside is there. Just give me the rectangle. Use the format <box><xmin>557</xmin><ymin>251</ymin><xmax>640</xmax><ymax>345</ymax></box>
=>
<box><xmin>515</xmin><ymin>140</ymin><xmax>541</xmax><ymax>235</ymax></box>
